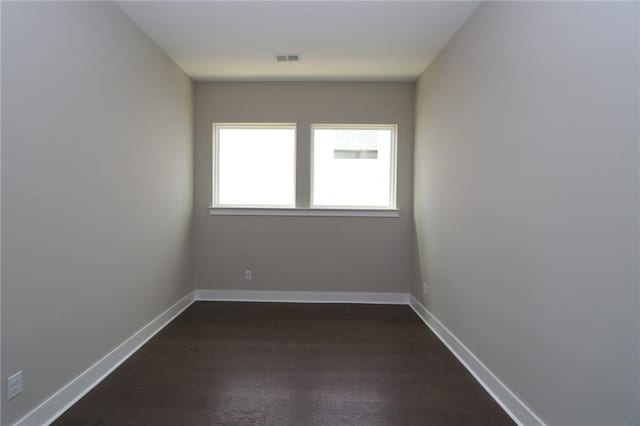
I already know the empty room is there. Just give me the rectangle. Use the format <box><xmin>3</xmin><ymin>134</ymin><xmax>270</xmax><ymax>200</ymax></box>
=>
<box><xmin>1</xmin><ymin>1</ymin><xmax>638</xmax><ymax>425</ymax></box>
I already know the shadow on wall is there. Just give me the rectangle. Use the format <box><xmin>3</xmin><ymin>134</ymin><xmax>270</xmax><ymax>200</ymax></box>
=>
<box><xmin>410</xmin><ymin>218</ymin><xmax>426</xmax><ymax>301</ymax></box>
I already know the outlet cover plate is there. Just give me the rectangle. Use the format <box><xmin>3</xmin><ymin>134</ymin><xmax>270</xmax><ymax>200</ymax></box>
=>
<box><xmin>8</xmin><ymin>371</ymin><xmax>22</xmax><ymax>400</ymax></box>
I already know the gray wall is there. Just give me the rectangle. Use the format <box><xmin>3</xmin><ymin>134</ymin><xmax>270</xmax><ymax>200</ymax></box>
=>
<box><xmin>1</xmin><ymin>2</ymin><xmax>193</xmax><ymax>424</ymax></box>
<box><xmin>194</xmin><ymin>82</ymin><xmax>415</xmax><ymax>293</ymax></box>
<box><xmin>413</xmin><ymin>2</ymin><xmax>639</xmax><ymax>425</ymax></box>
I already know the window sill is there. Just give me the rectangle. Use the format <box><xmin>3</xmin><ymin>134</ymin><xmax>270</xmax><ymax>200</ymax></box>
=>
<box><xmin>208</xmin><ymin>207</ymin><xmax>400</xmax><ymax>217</ymax></box>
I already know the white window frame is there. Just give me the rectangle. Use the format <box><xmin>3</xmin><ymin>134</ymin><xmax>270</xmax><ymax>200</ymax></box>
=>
<box><xmin>310</xmin><ymin>124</ymin><xmax>398</xmax><ymax>210</ymax></box>
<box><xmin>212</xmin><ymin>123</ymin><xmax>297</xmax><ymax>208</ymax></box>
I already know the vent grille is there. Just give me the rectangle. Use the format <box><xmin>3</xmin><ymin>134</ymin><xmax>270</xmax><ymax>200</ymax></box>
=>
<box><xmin>276</xmin><ymin>54</ymin><xmax>300</xmax><ymax>62</ymax></box>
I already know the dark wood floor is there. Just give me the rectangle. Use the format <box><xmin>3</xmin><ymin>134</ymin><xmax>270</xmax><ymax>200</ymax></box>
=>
<box><xmin>54</xmin><ymin>302</ymin><xmax>513</xmax><ymax>426</ymax></box>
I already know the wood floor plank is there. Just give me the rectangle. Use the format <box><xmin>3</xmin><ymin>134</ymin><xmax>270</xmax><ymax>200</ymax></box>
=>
<box><xmin>53</xmin><ymin>302</ymin><xmax>513</xmax><ymax>425</ymax></box>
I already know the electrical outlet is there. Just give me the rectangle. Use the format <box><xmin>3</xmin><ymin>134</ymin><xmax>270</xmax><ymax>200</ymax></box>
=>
<box><xmin>7</xmin><ymin>371</ymin><xmax>22</xmax><ymax>400</ymax></box>
<box><xmin>423</xmin><ymin>282</ymin><xmax>428</xmax><ymax>294</ymax></box>
<box><xmin>244</xmin><ymin>270</ymin><xmax>252</xmax><ymax>280</ymax></box>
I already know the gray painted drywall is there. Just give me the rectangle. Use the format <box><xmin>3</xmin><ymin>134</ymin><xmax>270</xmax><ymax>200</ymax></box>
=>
<box><xmin>194</xmin><ymin>82</ymin><xmax>415</xmax><ymax>293</ymax></box>
<box><xmin>1</xmin><ymin>2</ymin><xmax>193</xmax><ymax>424</ymax></box>
<box><xmin>413</xmin><ymin>2</ymin><xmax>639</xmax><ymax>425</ymax></box>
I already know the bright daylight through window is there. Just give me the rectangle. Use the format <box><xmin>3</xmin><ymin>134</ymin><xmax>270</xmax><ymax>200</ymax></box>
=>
<box><xmin>212</xmin><ymin>123</ymin><xmax>397</xmax><ymax>213</ymax></box>
<box><xmin>213</xmin><ymin>124</ymin><xmax>296</xmax><ymax>207</ymax></box>
<box><xmin>312</xmin><ymin>125</ymin><xmax>396</xmax><ymax>209</ymax></box>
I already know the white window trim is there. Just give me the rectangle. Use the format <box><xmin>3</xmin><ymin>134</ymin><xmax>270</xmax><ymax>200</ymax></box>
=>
<box><xmin>210</xmin><ymin>123</ymin><xmax>400</xmax><ymax>217</ymax></box>
<box><xmin>212</xmin><ymin>123</ymin><xmax>297</xmax><ymax>208</ymax></box>
<box><xmin>310</xmin><ymin>123</ymin><xmax>398</xmax><ymax>210</ymax></box>
<box><xmin>208</xmin><ymin>207</ymin><xmax>400</xmax><ymax>217</ymax></box>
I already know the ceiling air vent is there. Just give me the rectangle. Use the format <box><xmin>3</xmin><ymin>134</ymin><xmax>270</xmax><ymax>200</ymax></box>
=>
<box><xmin>276</xmin><ymin>54</ymin><xmax>300</xmax><ymax>62</ymax></box>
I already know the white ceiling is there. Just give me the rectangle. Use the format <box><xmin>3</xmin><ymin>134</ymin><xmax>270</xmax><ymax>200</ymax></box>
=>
<box><xmin>117</xmin><ymin>1</ymin><xmax>480</xmax><ymax>81</ymax></box>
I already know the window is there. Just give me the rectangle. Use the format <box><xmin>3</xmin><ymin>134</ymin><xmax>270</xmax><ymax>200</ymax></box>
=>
<box><xmin>213</xmin><ymin>124</ymin><xmax>296</xmax><ymax>207</ymax></box>
<box><xmin>311</xmin><ymin>125</ymin><xmax>397</xmax><ymax>209</ymax></box>
<box><xmin>211</xmin><ymin>123</ymin><xmax>398</xmax><ymax>216</ymax></box>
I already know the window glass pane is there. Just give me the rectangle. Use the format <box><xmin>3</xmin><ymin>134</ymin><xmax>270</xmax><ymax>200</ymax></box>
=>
<box><xmin>312</xmin><ymin>127</ymin><xmax>395</xmax><ymax>208</ymax></box>
<box><xmin>216</xmin><ymin>126</ymin><xmax>295</xmax><ymax>206</ymax></box>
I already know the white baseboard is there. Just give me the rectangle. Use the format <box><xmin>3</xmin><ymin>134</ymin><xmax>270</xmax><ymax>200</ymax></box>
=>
<box><xmin>15</xmin><ymin>291</ymin><xmax>196</xmax><ymax>426</ymax></box>
<box><xmin>408</xmin><ymin>295</ymin><xmax>544</xmax><ymax>426</ymax></box>
<box><xmin>14</xmin><ymin>290</ymin><xmax>542</xmax><ymax>426</ymax></box>
<box><xmin>195</xmin><ymin>289</ymin><xmax>409</xmax><ymax>304</ymax></box>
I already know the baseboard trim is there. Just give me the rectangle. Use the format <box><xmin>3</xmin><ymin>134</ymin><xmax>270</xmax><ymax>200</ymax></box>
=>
<box><xmin>14</xmin><ymin>290</ymin><xmax>542</xmax><ymax>426</ymax></box>
<box><xmin>408</xmin><ymin>295</ymin><xmax>544</xmax><ymax>426</ymax></box>
<box><xmin>195</xmin><ymin>289</ymin><xmax>409</xmax><ymax>305</ymax></box>
<box><xmin>15</xmin><ymin>291</ymin><xmax>196</xmax><ymax>426</ymax></box>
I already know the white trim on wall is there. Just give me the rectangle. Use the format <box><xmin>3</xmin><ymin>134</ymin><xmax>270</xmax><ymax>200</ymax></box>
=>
<box><xmin>14</xmin><ymin>290</ymin><xmax>543</xmax><ymax>426</ymax></box>
<box><xmin>408</xmin><ymin>295</ymin><xmax>545</xmax><ymax>426</ymax></box>
<box><xmin>195</xmin><ymin>289</ymin><xmax>409</xmax><ymax>304</ymax></box>
<box><xmin>208</xmin><ymin>207</ymin><xmax>400</xmax><ymax>217</ymax></box>
<box><xmin>14</xmin><ymin>292</ymin><xmax>197</xmax><ymax>426</ymax></box>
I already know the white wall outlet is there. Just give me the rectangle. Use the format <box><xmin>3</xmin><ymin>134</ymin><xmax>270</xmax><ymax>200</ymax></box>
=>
<box><xmin>7</xmin><ymin>371</ymin><xmax>22</xmax><ymax>400</ymax></box>
<box><xmin>423</xmin><ymin>282</ymin><xmax>428</xmax><ymax>294</ymax></box>
<box><xmin>244</xmin><ymin>269</ymin><xmax>252</xmax><ymax>280</ymax></box>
